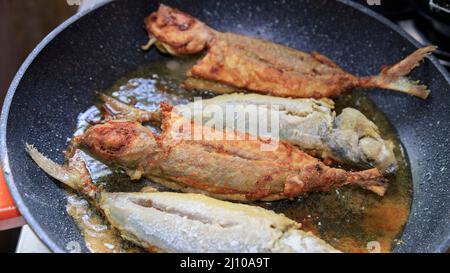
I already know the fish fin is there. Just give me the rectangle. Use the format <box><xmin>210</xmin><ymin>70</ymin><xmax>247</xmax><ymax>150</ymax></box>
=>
<box><xmin>25</xmin><ymin>144</ymin><xmax>97</xmax><ymax>198</ymax></box>
<box><xmin>97</xmin><ymin>93</ymin><xmax>159</xmax><ymax>123</ymax></box>
<box><xmin>139</xmin><ymin>186</ymin><xmax>159</xmax><ymax>193</ymax></box>
<box><xmin>183</xmin><ymin>77</ymin><xmax>241</xmax><ymax>94</ymax></box>
<box><xmin>141</xmin><ymin>36</ymin><xmax>157</xmax><ymax>51</ymax></box>
<box><xmin>159</xmin><ymin>102</ymin><xmax>184</xmax><ymax>138</ymax></box>
<box><xmin>347</xmin><ymin>168</ymin><xmax>388</xmax><ymax>196</ymax></box>
<box><xmin>362</xmin><ymin>45</ymin><xmax>437</xmax><ymax>99</ymax></box>
<box><xmin>26</xmin><ymin>143</ymin><xmax>76</xmax><ymax>188</ymax></box>
<box><xmin>311</xmin><ymin>51</ymin><xmax>340</xmax><ymax>68</ymax></box>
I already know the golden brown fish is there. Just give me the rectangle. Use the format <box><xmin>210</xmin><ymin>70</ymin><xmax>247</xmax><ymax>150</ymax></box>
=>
<box><xmin>99</xmin><ymin>93</ymin><xmax>398</xmax><ymax>174</ymax></box>
<box><xmin>26</xmin><ymin>145</ymin><xmax>340</xmax><ymax>253</ymax></box>
<box><xmin>73</xmin><ymin>103</ymin><xmax>387</xmax><ymax>201</ymax></box>
<box><xmin>143</xmin><ymin>4</ymin><xmax>435</xmax><ymax>99</ymax></box>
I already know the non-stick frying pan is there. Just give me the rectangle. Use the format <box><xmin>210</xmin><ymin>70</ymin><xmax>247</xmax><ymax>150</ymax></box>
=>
<box><xmin>1</xmin><ymin>0</ymin><xmax>449</xmax><ymax>253</ymax></box>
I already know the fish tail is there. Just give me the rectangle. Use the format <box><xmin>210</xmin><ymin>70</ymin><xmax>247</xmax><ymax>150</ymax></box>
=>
<box><xmin>347</xmin><ymin>168</ymin><xmax>388</xmax><ymax>196</ymax></box>
<box><xmin>97</xmin><ymin>93</ymin><xmax>160</xmax><ymax>123</ymax></box>
<box><xmin>361</xmin><ymin>45</ymin><xmax>437</xmax><ymax>99</ymax></box>
<box><xmin>141</xmin><ymin>36</ymin><xmax>157</xmax><ymax>51</ymax></box>
<box><xmin>25</xmin><ymin>144</ymin><xmax>97</xmax><ymax>199</ymax></box>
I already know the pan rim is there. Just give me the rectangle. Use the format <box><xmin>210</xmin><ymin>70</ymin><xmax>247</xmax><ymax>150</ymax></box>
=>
<box><xmin>338</xmin><ymin>0</ymin><xmax>450</xmax><ymax>253</ymax></box>
<box><xmin>0</xmin><ymin>0</ymin><xmax>114</xmax><ymax>253</ymax></box>
<box><xmin>1</xmin><ymin>0</ymin><xmax>449</xmax><ymax>253</ymax></box>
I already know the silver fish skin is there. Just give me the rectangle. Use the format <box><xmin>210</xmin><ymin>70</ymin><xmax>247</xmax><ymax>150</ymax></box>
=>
<box><xmin>100</xmin><ymin>93</ymin><xmax>397</xmax><ymax>174</ymax></box>
<box><xmin>178</xmin><ymin>93</ymin><xmax>397</xmax><ymax>173</ymax></box>
<box><xmin>100</xmin><ymin>192</ymin><xmax>340</xmax><ymax>253</ymax></box>
<box><xmin>25</xmin><ymin>144</ymin><xmax>339</xmax><ymax>253</ymax></box>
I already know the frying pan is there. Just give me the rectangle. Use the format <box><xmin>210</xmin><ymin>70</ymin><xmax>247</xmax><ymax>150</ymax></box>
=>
<box><xmin>1</xmin><ymin>0</ymin><xmax>449</xmax><ymax>253</ymax></box>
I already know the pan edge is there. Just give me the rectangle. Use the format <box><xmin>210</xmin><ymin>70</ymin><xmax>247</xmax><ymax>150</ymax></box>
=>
<box><xmin>0</xmin><ymin>0</ymin><xmax>114</xmax><ymax>253</ymax></box>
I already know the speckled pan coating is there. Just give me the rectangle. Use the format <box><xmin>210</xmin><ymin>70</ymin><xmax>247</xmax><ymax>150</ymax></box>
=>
<box><xmin>1</xmin><ymin>0</ymin><xmax>449</xmax><ymax>253</ymax></box>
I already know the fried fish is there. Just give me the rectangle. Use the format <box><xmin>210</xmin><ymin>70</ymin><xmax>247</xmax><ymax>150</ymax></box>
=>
<box><xmin>26</xmin><ymin>145</ymin><xmax>339</xmax><ymax>253</ymax></box>
<box><xmin>143</xmin><ymin>4</ymin><xmax>435</xmax><ymax>99</ymax></box>
<box><xmin>71</xmin><ymin>103</ymin><xmax>387</xmax><ymax>201</ymax></box>
<box><xmin>99</xmin><ymin>93</ymin><xmax>397</xmax><ymax>174</ymax></box>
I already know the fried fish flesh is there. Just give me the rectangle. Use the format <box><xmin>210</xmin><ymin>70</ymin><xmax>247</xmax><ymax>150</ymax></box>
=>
<box><xmin>99</xmin><ymin>93</ymin><xmax>397</xmax><ymax>174</ymax></box>
<box><xmin>71</xmin><ymin>102</ymin><xmax>387</xmax><ymax>201</ymax></box>
<box><xmin>143</xmin><ymin>4</ymin><xmax>435</xmax><ymax>99</ymax></box>
<box><xmin>26</xmin><ymin>145</ymin><xmax>339</xmax><ymax>253</ymax></box>
<box><xmin>101</xmin><ymin>192</ymin><xmax>340</xmax><ymax>253</ymax></box>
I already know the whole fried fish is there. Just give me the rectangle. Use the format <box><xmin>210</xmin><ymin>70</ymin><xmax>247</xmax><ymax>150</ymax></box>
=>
<box><xmin>73</xmin><ymin>103</ymin><xmax>387</xmax><ymax>201</ymax></box>
<box><xmin>26</xmin><ymin>145</ymin><xmax>339</xmax><ymax>253</ymax></box>
<box><xmin>143</xmin><ymin>4</ymin><xmax>435</xmax><ymax>99</ymax></box>
<box><xmin>100</xmin><ymin>93</ymin><xmax>397</xmax><ymax>174</ymax></box>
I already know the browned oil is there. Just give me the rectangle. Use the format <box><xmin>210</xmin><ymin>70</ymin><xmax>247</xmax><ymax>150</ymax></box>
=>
<box><xmin>263</xmin><ymin>92</ymin><xmax>413</xmax><ymax>253</ymax></box>
<box><xmin>66</xmin><ymin>193</ymin><xmax>143</xmax><ymax>253</ymax></box>
<box><xmin>66</xmin><ymin>57</ymin><xmax>412</xmax><ymax>253</ymax></box>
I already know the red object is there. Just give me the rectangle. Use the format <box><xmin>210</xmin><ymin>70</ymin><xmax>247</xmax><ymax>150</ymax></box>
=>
<box><xmin>0</xmin><ymin>166</ymin><xmax>23</xmax><ymax>230</ymax></box>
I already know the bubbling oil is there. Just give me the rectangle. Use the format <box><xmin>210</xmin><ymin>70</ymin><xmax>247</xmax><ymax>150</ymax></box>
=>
<box><xmin>66</xmin><ymin>56</ymin><xmax>412</xmax><ymax>253</ymax></box>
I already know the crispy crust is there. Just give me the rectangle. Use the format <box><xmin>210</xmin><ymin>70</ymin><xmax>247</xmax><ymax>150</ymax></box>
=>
<box><xmin>189</xmin><ymin>36</ymin><xmax>358</xmax><ymax>98</ymax></box>
<box><xmin>145</xmin><ymin>5</ymin><xmax>434</xmax><ymax>99</ymax></box>
<box><xmin>144</xmin><ymin>4</ymin><xmax>213</xmax><ymax>55</ymax></box>
<box><xmin>79</xmin><ymin>104</ymin><xmax>387</xmax><ymax>201</ymax></box>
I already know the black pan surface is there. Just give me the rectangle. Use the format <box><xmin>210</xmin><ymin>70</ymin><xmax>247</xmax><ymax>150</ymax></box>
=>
<box><xmin>1</xmin><ymin>0</ymin><xmax>449</xmax><ymax>252</ymax></box>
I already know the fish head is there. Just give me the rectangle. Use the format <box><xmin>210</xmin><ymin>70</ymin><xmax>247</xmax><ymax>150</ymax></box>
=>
<box><xmin>330</xmin><ymin>108</ymin><xmax>398</xmax><ymax>174</ymax></box>
<box><xmin>144</xmin><ymin>4</ymin><xmax>213</xmax><ymax>55</ymax></box>
<box><xmin>78</xmin><ymin>120</ymin><xmax>157</xmax><ymax>173</ymax></box>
